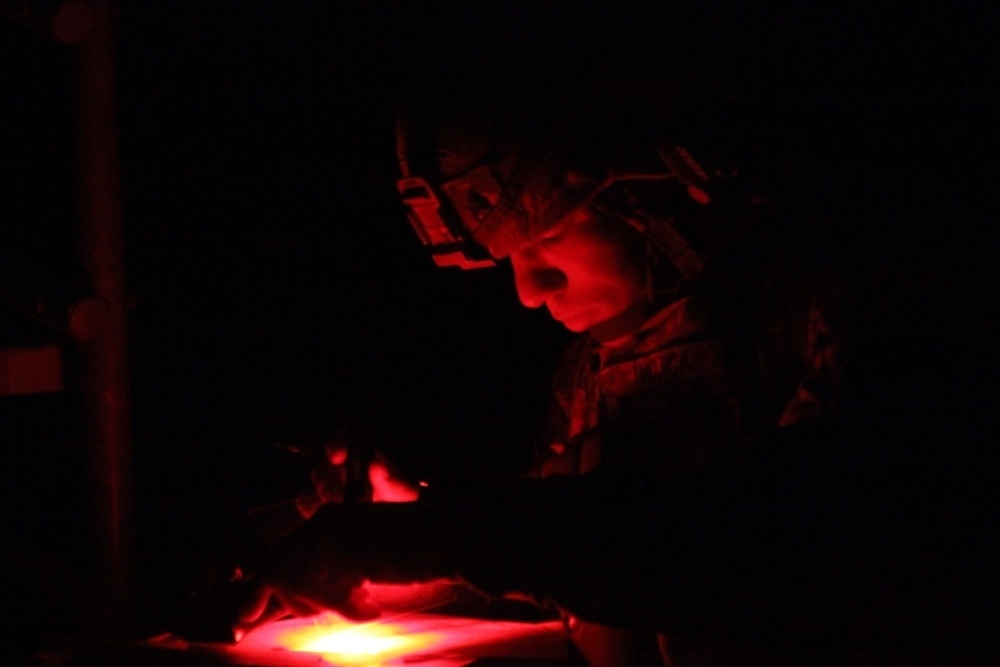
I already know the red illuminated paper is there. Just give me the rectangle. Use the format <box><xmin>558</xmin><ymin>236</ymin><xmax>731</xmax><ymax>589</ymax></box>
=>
<box><xmin>233</xmin><ymin>612</ymin><xmax>569</xmax><ymax>666</ymax></box>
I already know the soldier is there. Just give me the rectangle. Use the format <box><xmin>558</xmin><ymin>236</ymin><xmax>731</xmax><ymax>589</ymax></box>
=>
<box><xmin>243</xmin><ymin>78</ymin><xmax>796</xmax><ymax>666</ymax></box>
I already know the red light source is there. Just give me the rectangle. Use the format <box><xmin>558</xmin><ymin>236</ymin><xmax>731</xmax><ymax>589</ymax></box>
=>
<box><xmin>275</xmin><ymin>615</ymin><xmax>442</xmax><ymax>665</ymax></box>
<box><xmin>231</xmin><ymin>611</ymin><xmax>569</xmax><ymax>666</ymax></box>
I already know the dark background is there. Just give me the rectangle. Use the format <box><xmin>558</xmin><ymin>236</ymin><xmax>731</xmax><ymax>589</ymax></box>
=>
<box><xmin>2</xmin><ymin>1</ymin><xmax>996</xmax><ymax>635</ymax></box>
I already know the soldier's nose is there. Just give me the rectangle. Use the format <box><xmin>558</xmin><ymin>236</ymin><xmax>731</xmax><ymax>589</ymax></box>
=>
<box><xmin>513</xmin><ymin>265</ymin><xmax>567</xmax><ymax>308</ymax></box>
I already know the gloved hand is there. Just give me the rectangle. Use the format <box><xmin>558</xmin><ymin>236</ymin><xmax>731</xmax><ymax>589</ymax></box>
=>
<box><xmin>369</xmin><ymin>455</ymin><xmax>422</xmax><ymax>503</ymax></box>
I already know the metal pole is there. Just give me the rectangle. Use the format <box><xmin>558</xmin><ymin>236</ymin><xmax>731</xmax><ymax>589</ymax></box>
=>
<box><xmin>72</xmin><ymin>0</ymin><xmax>134</xmax><ymax>636</ymax></box>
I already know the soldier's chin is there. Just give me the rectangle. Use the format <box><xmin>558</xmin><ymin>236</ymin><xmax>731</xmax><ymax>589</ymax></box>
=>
<box><xmin>561</xmin><ymin>320</ymin><xmax>590</xmax><ymax>333</ymax></box>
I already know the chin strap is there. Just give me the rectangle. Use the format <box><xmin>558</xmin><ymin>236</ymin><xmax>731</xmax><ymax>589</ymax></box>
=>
<box><xmin>594</xmin><ymin>186</ymin><xmax>706</xmax><ymax>286</ymax></box>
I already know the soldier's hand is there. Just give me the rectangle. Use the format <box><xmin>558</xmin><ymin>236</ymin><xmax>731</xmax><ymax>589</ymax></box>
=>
<box><xmin>369</xmin><ymin>455</ymin><xmax>420</xmax><ymax>502</ymax></box>
<box><xmin>297</xmin><ymin>443</ymin><xmax>419</xmax><ymax>518</ymax></box>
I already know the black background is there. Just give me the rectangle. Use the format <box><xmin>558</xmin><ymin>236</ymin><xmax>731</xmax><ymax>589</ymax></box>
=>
<box><xmin>2</xmin><ymin>1</ymin><xmax>997</xmax><ymax>634</ymax></box>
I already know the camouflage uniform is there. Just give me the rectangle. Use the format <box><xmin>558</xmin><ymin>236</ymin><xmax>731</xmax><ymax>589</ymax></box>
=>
<box><xmin>531</xmin><ymin>294</ymin><xmax>756</xmax><ymax>666</ymax></box>
<box><xmin>538</xmin><ymin>294</ymin><xmax>744</xmax><ymax>480</ymax></box>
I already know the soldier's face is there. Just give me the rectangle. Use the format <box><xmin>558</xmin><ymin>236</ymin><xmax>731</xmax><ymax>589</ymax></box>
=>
<box><xmin>509</xmin><ymin>209</ymin><xmax>647</xmax><ymax>338</ymax></box>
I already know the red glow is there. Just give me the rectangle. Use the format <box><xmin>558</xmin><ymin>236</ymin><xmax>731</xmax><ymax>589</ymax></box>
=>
<box><xmin>233</xmin><ymin>612</ymin><xmax>569</xmax><ymax>666</ymax></box>
<box><xmin>277</xmin><ymin>616</ymin><xmax>441</xmax><ymax>665</ymax></box>
<box><xmin>687</xmin><ymin>184</ymin><xmax>712</xmax><ymax>204</ymax></box>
